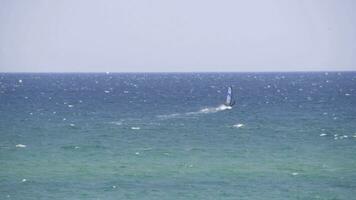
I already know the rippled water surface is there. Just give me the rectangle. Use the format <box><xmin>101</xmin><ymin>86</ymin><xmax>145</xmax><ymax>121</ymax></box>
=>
<box><xmin>0</xmin><ymin>72</ymin><xmax>356</xmax><ymax>199</ymax></box>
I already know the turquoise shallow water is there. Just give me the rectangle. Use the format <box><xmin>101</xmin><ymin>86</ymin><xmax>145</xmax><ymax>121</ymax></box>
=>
<box><xmin>0</xmin><ymin>72</ymin><xmax>356</xmax><ymax>199</ymax></box>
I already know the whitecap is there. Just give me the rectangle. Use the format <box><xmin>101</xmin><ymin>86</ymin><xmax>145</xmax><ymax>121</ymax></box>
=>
<box><xmin>291</xmin><ymin>172</ymin><xmax>299</xmax><ymax>176</ymax></box>
<box><xmin>319</xmin><ymin>133</ymin><xmax>327</xmax><ymax>137</ymax></box>
<box><xmin>131</xmin><ymin>127</ymin><xmax>140</xmax><ymax>130</ymax></box>
<box><xmin>233</xmin><ymin>123</ymin><xmax>244</xmax><ymax>128</ymax></box>
<box><xmin>16</xmin><ymin>144</ymin><xmax>26</xmax><ymax>148</ymax></box>
<box><xmin>109</xmin><ymin>121</ymin><xmax>122</xmax><ymax>126</ymax></box>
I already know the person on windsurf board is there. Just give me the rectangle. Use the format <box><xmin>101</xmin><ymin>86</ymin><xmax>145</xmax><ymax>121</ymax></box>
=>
<box><xmin>224</xmin><ymin>86</ymin><xmax>235</xmax><ymax>107</ymax></box>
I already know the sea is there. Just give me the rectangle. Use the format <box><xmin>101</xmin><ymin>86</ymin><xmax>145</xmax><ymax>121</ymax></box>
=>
<box><xmin>0</xmin><ymin>72</ymin><xmax>356</xmax><ymax>200</ymax></box>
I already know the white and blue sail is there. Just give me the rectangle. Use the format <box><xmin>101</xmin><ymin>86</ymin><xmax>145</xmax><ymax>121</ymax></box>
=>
<box><xmin>224</xmin><ymin>86</ymin><xmax>235</xmax><ymax>107</ymax></box>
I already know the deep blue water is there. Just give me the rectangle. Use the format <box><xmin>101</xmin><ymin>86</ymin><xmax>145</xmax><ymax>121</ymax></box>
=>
<box><xmin>0</xmin><ymin>72</ymin><xmax>356</xmax><ymax>199</ymax></box>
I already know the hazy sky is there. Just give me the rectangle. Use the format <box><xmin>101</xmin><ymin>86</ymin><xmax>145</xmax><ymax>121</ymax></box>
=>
<box><xmin>0</xmin><ymin>0</ymin><xmax>355</xmax><ymax>72</ymax></box>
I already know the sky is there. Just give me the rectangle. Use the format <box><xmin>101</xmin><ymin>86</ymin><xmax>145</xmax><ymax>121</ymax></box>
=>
<box><xmin>0</xmin><ymin>0</ymin><xmax>355</xmax><ymax>72</ymax></box>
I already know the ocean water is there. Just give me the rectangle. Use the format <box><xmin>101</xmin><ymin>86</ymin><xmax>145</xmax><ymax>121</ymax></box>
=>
<box><xmin>0</xmin><ymin>72</ymin><xmax>356</xmax><ymax>200</ymax></box>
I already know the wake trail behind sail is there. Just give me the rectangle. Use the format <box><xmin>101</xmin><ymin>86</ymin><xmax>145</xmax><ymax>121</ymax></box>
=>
<box><xmin>157</xmin><ymin>104</ymin><xmax>231</xmax><ymax>120</ymax></box>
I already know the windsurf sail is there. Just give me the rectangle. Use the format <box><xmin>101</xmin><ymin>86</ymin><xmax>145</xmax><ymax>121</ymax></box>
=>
<box><xmin>224</xmin><ymin>86</ymin><xmax>235</xmax><ymax>106</ymax></box>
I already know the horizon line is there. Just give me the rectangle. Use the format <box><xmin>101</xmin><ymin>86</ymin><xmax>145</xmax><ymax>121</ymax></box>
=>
<box><xmin>1</xmin><ymin>70</ymin><xmax>356</xmax><ymax>74</ymax></box>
